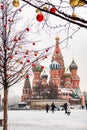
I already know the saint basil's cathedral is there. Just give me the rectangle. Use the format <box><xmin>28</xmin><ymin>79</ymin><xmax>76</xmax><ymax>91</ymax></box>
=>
<box><xmin>21</xmin><ymin>36</ymin><xmax>85</xmax><ymax>106</ymax></box>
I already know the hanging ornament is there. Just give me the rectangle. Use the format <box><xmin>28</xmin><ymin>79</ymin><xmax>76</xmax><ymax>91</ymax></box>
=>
<box><xmin>36</xmin><ymin>13</ymin><xmax>44</xmax><ymax>22</ymax></box>
<box><xmin>15</xmin><ymin>51</ymin><xmax>18</xmax><ymax>55</ymax></box>
<box><xmin>18</xmin><ymin>37</ymin><xmax>21</xmax><ymax>40</ymax></box>
<box><xmin>7</xmin><ymin>48</ymin><xmax>10</xmax><ymax>51</ymax></box>
<box><xmin>43</xmin><ymin>6</ymin><xmax>48</xmax><ymax>11</ymax></box>
<box><xmin>26</xmin><ymin>74</ymin><xmax>29</xmax><ymax>79</ymax></box>
<box><xmin>32</xmin><ymin>42</ymin><xmax>35</xmax><ymax>45</ymax></box>
<box><xmin>20</xmin><ymin>61</ymin><xmax>23</xmax><ymax>64</ymax></box>
<box><xmin>70</xmin><ymin>0</ymin><xmax>84</xmax><ymax>7</ymax></box>
<box><xmin>10</xmin><ymin>55</ymin><xmax>13</xmax><ymax>59</ymax></box>
<box><xmin>34</xmin><ymin>51</ymin><xmax>38</xmax><ymax>56</ymax></box>
<box><xmin>0</xmin><ymin>4</ymin><xmax>4</xmax><ymax>10</ymax></box>
<box><xmin>18</xmin><ymin>45</ymin><xmax>22</xmax><ymax>49</ymax></box>
<box><xmin>26</xmin><ymin>28</ymin><xmax>30</xmax><ymax>32</ymax></box>
<box><xmin>32</xmin><ymin>63</ymin><xmax>36</xmax><ymax>66</ymax></box>
<box><xmin>50</xmin><ymin>7</ymin><xmax>56</xmax><ymax>13</ymax></box>
<box><xmin>12</xmin><ymin>0</ymin><xmax>20</xmax><ymax>7</ymax></box>
<box><xmin>8</xmin><ymin>19</ymin><xmax>11</xmax><ymax>22</ymax></box>
<box><xmin>13</xmin><ymin>37</ymin><xmax>18</xmax><ymax>42</ymax></box>
<box><xmin>24</xmin><ymin>55</ymin><xmax>26</xmax><ymax>58</ymax></box>
<box><xmin>27</xmin><ymin>59</ymin><xmax>30</xmax><ymax>63</ymax></box>
<box><xmin>45</xmin><ymin>49</ymin><xmax>48</xmax><ymax>52</ymax></box>
<box><xmin>36</xmin><ymin>9</ymin><xmax>40</xmax><ymax>14</ymax></box>
<box><xmin>45</xmin><ymin>55</ymin><xmax>47</xmax><ymax>58</ymax></box>
<box><xmin>25</xmin><ymin>50</ymin><xmax>29</xmax><ymax>55</ymax></box>
<box><xmin>3</xmin><ymin>25</ymin><xmax>7</xmax><ymax>28</ymax></box>
<box><xmin>16</xmin><ymin>59</ymin><xmax>20</xmax><ymax>63</ymax></box>
<box><xmin>41</xmin><ymin>66</ymin><xmax>44</xmax><ymax>69</ymax></box>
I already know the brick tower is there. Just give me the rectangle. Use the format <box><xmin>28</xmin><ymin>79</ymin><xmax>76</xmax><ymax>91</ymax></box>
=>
<box><xmin>21</xmin><ymin>74</ymin><xmax>32</xmax><ymax>102</ymax></box>
<box><xmin>52</xmin><ymin>35</ymin><xmax>65</xmax><ymax>86</ymax></box>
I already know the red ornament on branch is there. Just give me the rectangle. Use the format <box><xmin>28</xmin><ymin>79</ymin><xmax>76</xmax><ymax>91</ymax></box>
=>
<box><xmin>13</xmin><ymin>37</ymin><xmax>18</xmax><ymax>42</ymax></box>
<box><xmin>32</xmin><ymin>42</ymin><xmax>35</xmax><ymax>45</ymax></box>
<box><xmin>36</xmin><ymin>13</ymin><xmax>44</xmax><ymax>22</ymax></box>
<box><xmin>0</xmin><ymin>4</ymin><xmax>4</xmax><ymax>10</ymax></box>
<box><xmin>41</xmin><ymin>66</ymin><xmax>44</xmax><ymax>69</ymax></box>
<box><xmin>26</xmin><ymin>28</ymin><xmax>30</xmax><ymax>32</ymax></box>
<box><xmin>26</xmin><ymin>74</ymin><xmax>29</xmax><ymax>79</ymax></box>
<box><xmin>27</xmin><ymin>59</ymin><xmax>30</xmax><ymax>63</ymax></box>
<box><xmin>3</xmin><ymin>25</ymin><xmax>7</xmax><ymax>28</ymax></box>
<box><xmin>10</xmin><ymin>55</ymin><xmax>13</xmax><ymax>59</ymax></box>
<box><xmin>32</xmin><ymin>63</ymin><xmax>36</xmax><ymax>66</ymax></box>
<box><xmin>50</xmin><ymin>7</ymin><xmax>56</xmax><ymax>13</ymax></box>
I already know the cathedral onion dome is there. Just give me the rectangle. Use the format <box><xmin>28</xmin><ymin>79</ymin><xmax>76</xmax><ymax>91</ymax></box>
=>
<box><xmin>69</xmin><ymin>60</ymin><xmax>78</xmax><ymax>70</ymax></box>
<box><xmin>32</xmin><ymin>64</ymin><xmax>43</xmax><ymax>72</ymax></box>
<box><xmin>41</xmin><ymin>70</ymin><xmax>48</xmax><ymax>79</ymax></box>
<box><xmin>49</xmin><ymin>60</ymin><xmax>60</xmax><ymax>70</ymax></box>
<box><xmin>63</xmin><ymin>68</ymin><xmax>72</xmax><ymax>78</ymax></box>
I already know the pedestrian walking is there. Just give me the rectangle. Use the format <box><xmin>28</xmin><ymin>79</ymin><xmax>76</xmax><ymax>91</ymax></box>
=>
<box><xmin>45</xmin><ymin>104</ymin><xmax>50</xmax><ymax>113</ymax></box>
<box><xmin>63</xmin><ymin>102</ymin><xmax>68</xmax><ymax>114</ymax></box>
<box><xmin>85</xmin><ymin>103</ymin><xmax>87</xmax><ymax>110</ymax></box>
<box><xmin>51</xmin><ymin>102</ymin><xmax>56</xmax><ymax>113</ymax></box>
<box><xmin>67</xmin><ymin>102</ymin><xmax>71</xmax><ymax>115</ymax></box>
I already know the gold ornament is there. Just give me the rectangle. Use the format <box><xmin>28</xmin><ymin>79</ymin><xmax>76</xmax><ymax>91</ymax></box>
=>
<box><xmin>43</xmin><ymin>6</ymin><xmax>48</xmax><ymax>11</ymax></box>
<box><xmin>12</xmin><ymin>0</ymin><xmax>20</xmax><ymax>7</ymax></box>
<box><xmin>70</xmin><ymin>0</ymin><xmax>84</xmax><ymax>7</ymax></box>
<box><xmin>36</xmin><ymin>9</ymin><xmax>40</xmax><ymax>14</ymax></box>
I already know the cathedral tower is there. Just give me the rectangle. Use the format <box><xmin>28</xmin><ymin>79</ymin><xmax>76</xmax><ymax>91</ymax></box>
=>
<box><xmin>51</xmin><ymin>35</ymin><xmax>65</xmax><ymax>86</ymax></box>
<box><xmin>69</xmin><ymin>60</ymin><xmax>80</xmax><ymax>89</ymax></box>
<box><xmin>21</xmin><ymin>74</ymin><xmax>32</xmax><ymax>102</ymax></box>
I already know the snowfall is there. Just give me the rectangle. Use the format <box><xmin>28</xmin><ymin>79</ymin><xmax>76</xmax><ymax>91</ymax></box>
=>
<box><xmin>0</xmin><ymin>109</ymin><xmax>87</xmax><ymax>130</ymax></box>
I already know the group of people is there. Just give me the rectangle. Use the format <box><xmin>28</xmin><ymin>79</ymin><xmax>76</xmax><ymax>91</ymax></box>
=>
<box><xmin>45</xmin><ymin>102</ymin><xmax>56</xmax><ymax>113</ymax></box>
<box><xmin>45</xmin><ymin>102</ymin><xmax>71</xmax><ymax>115</ymax></box>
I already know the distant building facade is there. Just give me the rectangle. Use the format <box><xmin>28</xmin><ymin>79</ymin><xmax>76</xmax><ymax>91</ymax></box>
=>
<box><xmin>21</xmin><ymin>36</ymin><xmax>85</xmax><ymax>105</ymax></box>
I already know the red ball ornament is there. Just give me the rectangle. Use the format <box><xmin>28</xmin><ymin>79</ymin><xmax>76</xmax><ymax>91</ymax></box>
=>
<box><xmin>24</xmin><ymin>55</ymin><xmax>26</xmax><ymax>58</ymax></box>
<box><xmin>45</xmin><ymin>55</ymin><xmax>47</xmax><ymax>58</ymax></box>
<box><xmin>50</xmin><ymin>7</ymin><xmax>56</xmax><ymax>13</ymax></box>
<box><xmin>1</xmin><ymin>5</ymin><xmax>4</xmax><ymax>10</ymax></box>
<box><xmin>36</xmin><ymin>14</ymin><xmax>44</xmax><ymax>22</ymax></box>
<box><xmin>25</xmin><ymin>50</ymin><xmax>29</xmax><ymax>55</ymax></box>
<box><xmin>13</xmin><ymin>37</ymin><xmax>18</xmax><ymax>42</ymax></box>
<box><xmin>20</xmin><ymin>61</ymin><xmax>23</xmax><ymax>64</ymax></box>
<box><xmin>32</xmin><ymin>63</ymin><xmax>36</xmax><ymax>66</ymax></box>
<box><xmin>26</xmin><ymin>74</ymin><xmax>29</xmax><ymax>78</ymax></box>
<box><xmin>26</xmin><ymin>28</ymin><xmax>30</xmax><ymax>31</ymax></box>
<box><xmin>7</xmin><ymin>48</ymin><xmax>10</xmax><ymax>51</ymax></box>
<box><xmin>8</xmin><ymin>19</ymin><xmax>11</xmax><ymax>22</ymax></box>
<box><xmin>15</xmin><ymin>51</ymin><xmax>18</xmax><ymax>55</ymax></box>
<box><xmin>27</xmin><ymin>59</ymin><xmax>30</xmax><ymax>63</ymax></box>
<box><xmin>3</xmin><ymin>25</ymin><xmax>7</xmax><ymax>28</ymax></box>
<box><xmin>41</xmin><ymin>66</ymin><xmax>44</xmax><ymax>69</ymax></box>
<box><xmin>10</xmin><ymin>55</ymin><xmax>13</xmax><ymax>59</ymax></box>
<box><xmin>32</xmin><ymin>42</ymin><xmax>35</xmax><ymax>45</ymax></box>
<box><xmin>46</xmin><ymin>49</ymin><xmax>48</xmax><ymax>52</ymax></box>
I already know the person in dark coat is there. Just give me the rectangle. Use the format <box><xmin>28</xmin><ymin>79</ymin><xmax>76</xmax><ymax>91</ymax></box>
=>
<box><xmin>45</xmin><ymin>104</ymin><xmax>50</xmax><ymax>113</ymax></box>
<box><xmin>63</xmin><ymin>102</ymin><xmax>68</xmax><ymax>114</ymax></box>
<box><xmin>51</xmin><ymin>102</ymin><xmax>56</xmax><ymax>113</ymax></box>
<box><xmin>85</xmin><ymin>103</ymin><xmax>87</xmax><ymax>110</ymax></box>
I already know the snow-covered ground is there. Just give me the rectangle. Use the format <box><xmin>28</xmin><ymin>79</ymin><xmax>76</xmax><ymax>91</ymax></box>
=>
<box><xmin>0</xmin><ymin>109</ymin><xmax>87</xmax><ymax>130</ymax></box>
